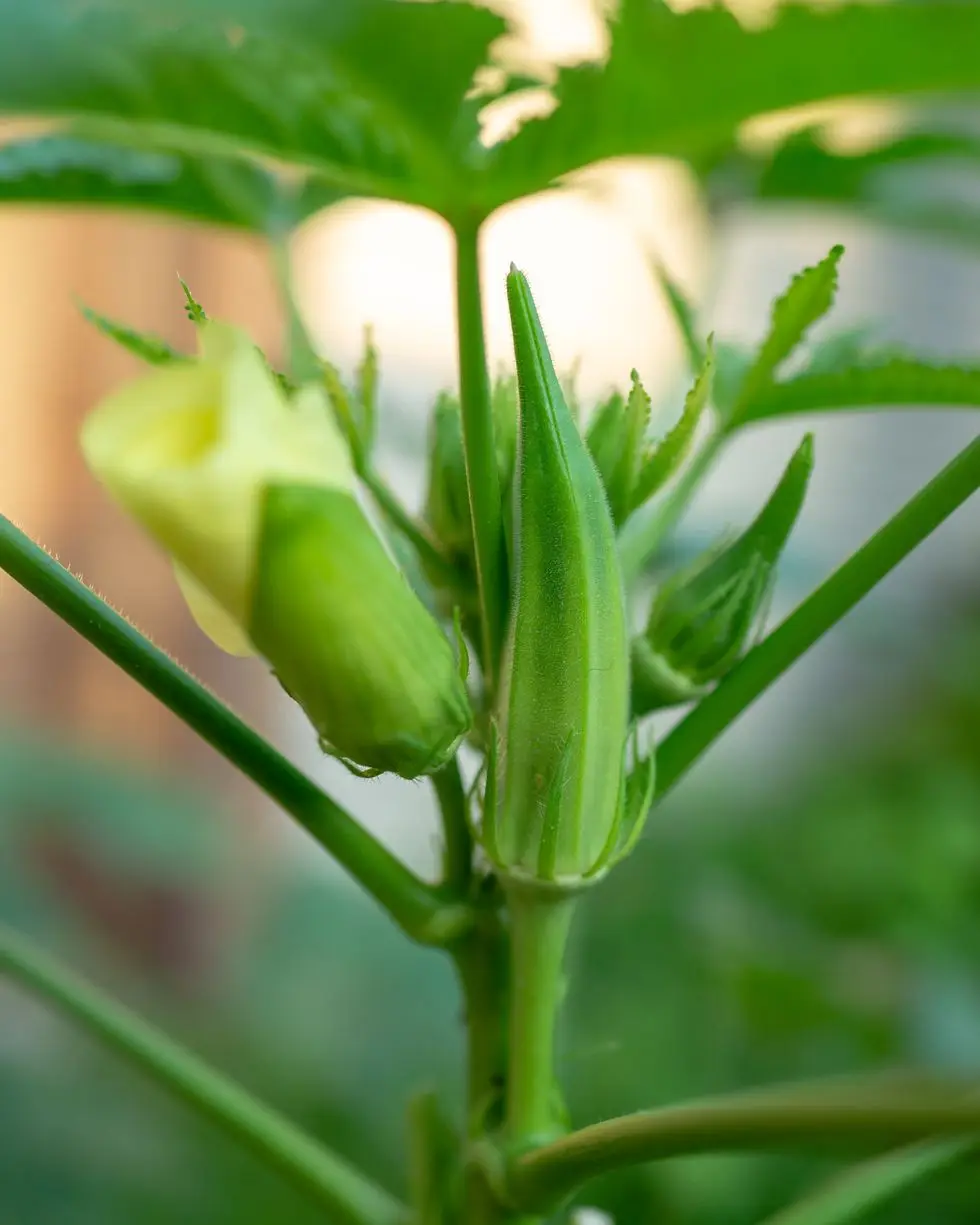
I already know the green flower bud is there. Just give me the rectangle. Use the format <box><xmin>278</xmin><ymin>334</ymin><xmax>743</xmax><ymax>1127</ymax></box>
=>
<box><xmin>423</xmin><ymin>375</ymin><xmax>518</xmax><ymax>570</ymax></box>
<box><xmin>424</xmin><ymin>391</ymin><xmax>473</xmax><ymax>567</ymax></box>
<box><xmin>81</xmin><ymin>321</ymin><xmax>470</xmax><ymax>778</ymax></box>
<box><xmin>484</xmin><ymin>267</ymin><xmax>631</xmax><ymax>886</ymax></box>
<box><xmin>632</xmin><ymin>434</ymin><xmax>814</xmax><ymax>712</ymax></box>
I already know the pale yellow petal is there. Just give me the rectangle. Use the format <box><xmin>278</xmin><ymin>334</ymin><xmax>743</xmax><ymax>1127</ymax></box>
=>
<box><xmin>174</xmin><ymin>565</ymin><xmax>254</xmax><ymax>657</ymax></box>
<box><xmin>82</xmin><ymin>317</ymin><xmax>359</xmax><ymax>651</ymax></box>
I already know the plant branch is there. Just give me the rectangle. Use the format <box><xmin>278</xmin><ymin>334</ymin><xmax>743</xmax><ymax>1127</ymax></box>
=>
<box><xmin>0</xmin><ymin>923</ymin><xmax>409</xmax><ymax>1225</ymax></box>
<box><xmin>362</xmin><ymin>466</ymin><xmax>458</xmax><ymax>587</ymax></box>
<box><xmin>454</xmin><ymin>219</ymin><xmax>506</xmax><ymax>689</ymax></box>
<box><xmin>431</xmin><ymin>757</ymin><xmax>473</xmax><ymax>894</ymax></box>
<box><xmin>508</xmin><ymin>1075</ymin><xmax>980</xmax><ymax>1211</ymax></box>
<box><xmin>655</xmin><ymin>432</ymin><xmax>980</xmax><ymax>798</ymax></box>
<box><xmin>0</xmin><ymin>515</ymin><xmax>463</xmax><ymax>945</ymax></box>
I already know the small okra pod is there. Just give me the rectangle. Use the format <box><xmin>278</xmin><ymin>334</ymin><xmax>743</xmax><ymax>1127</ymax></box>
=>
<box><xmin>484</xmin><ymin>267</ymin><xmax>631</xmax><ymax>887</ymax></box>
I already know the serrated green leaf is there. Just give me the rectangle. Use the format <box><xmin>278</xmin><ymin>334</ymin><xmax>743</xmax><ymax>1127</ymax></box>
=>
<box><xmin>78</xmin><ymin>301</ymin><xmax>184</xmax><ymax>366</ymax></box>
<box><xmin>727</xmin><ymin>245</ymin><xmax>843</xmax><ymax>427</ymax></box>
<box><xmin>486</xmin><ymin>1</ymin><xmax>980</xmax><ymax>210</ymax></box>
<box><xmin>0</xmin><ymin>0</ymin><xmax>504</xmax><ymax>215</ymax></box>
<box><xmin>756</xmin><ymin>1139</ymin><xmax>974</xmax><ymax>1225</ymax></box>
<box><xmin>741</xmin><ymin>358</ymin><xmax>980</xmax><ymax>424</ymax></box>
<box><xmin>633</xmin><ymin>339</ymin><xmax>714</xmax><ymax>508</ymax></box>
<box><xmin>0</xmin><ymin>132</ymin><xmax>309</xmax><ymax>229</ymax></box>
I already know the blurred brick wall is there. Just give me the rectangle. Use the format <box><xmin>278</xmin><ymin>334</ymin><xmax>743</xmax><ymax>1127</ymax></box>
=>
<box><xmin>0</xmin><ymin>202</ymin><xmax>284</xmax><ymax>791</ymax></box>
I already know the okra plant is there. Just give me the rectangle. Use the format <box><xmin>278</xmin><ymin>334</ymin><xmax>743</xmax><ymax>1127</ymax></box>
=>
<box><xmin>2</xmin><ymin>1</ymin><xmax>980</xmax><ymax>1223</ymax></box>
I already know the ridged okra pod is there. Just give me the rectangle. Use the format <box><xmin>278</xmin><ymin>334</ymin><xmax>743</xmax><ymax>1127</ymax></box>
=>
<box><xmin>484</xmin><ymin>267</ymin><xmax>632</xmax><ymax>887</ymax></box>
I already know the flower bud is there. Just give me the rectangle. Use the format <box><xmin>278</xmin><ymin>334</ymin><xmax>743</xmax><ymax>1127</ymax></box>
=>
<box><xmin>424</xmin><ymin>391</ymin><xmax>473</xmax><ymax>568</ymax></box>
<box><xmin>632</xmin><ymin>434</ymin><xmax>814</xmax><ymax>712</ymax></box>
<box><xmin>423</xmin><ymin>374</ymin><xmax>518</xmax><ymax>570</ymax></box>
<box><xmin>484</xmin><ymin>268</ymin><xmax>631</xmax><ymax>886</ymax></box>
<box><xmin>81</xmin><ymin>321</ymin><xmax>470</xmax><ymax>778</ymax></box>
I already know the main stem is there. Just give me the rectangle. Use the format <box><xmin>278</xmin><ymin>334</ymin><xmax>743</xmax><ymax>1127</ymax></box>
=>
<box><xmin>454</xmin><ymin>217</ymin><xmax>506</xmax><ymax>688</ymax></box>
<box><xmin>506</xmin><ymin>890</ymin><xmax>576</xmax><ymax>1145</ymax></box>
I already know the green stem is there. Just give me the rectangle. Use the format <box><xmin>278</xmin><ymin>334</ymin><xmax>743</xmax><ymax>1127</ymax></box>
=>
<box><xmin>408</xmin><ymin>1090</ymin><xmax>458</xmax><ymax>1225</ymax></box>
<box><xmin>509</xmin><ymin>1075</ymin><xmax>980</xmax><ymax>1212</ymax></box>
<box><xmin>454</xmin><ymin>907</ymin><xmax>510</xmax><ymax>1225</ymax></box>
<box><xmin>618</xmin><ymin>431</ymin><xmax>726</xmax><ymax>586</ymax></box>
<box><xmin>0</xmin><ymin>923</ymin><xmax>408</xmax><ymax>1225</ymax></box>
<box><xmin>454</xmin><ymin>218</ymin><xmax>506</xmax><ymax>689</ymax></box>
<box><xmin>431</xmin><ymin>757</ymin><xmax>473</xmax><ymax>895</ymax></box>
<box><xmin>362</xmin><ymin>466</ymin><xmax>458</xmax><ymax>587</ymax></box>
<box><xmin>505</xmin><ymin>890</ymin><xmax>575</xmax><ymax>1145</ymax></box>
<box><xmin>655</xmin><ymin>431</ymin><xmax>980</xmax><ymax>797</ymax></box>
<box><xmin>0</xmin><ymin>515</ymin><xmax>461</xmax><ymax>946</ymax></box>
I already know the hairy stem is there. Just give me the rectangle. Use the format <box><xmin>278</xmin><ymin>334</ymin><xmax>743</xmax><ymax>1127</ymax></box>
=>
<box><xmin>0</xmin><ymin>924</ymin><xmax>409</xmax><ymax>1225</ymax></box>
<box><xmin>0</xmin><ymin>515</ymin><xmax>461</xmax><ymax>945</ymax></box>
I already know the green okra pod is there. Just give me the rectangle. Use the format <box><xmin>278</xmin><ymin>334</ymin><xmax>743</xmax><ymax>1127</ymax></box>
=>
<box><xmin>484</xmin><ymin>267</ymin><xmax>632</xmax><ymax>886</ymax></box>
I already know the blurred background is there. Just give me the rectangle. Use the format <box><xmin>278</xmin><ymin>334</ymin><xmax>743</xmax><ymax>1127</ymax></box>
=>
<box><xmin>1</xmin><ymin>0</ymin><xmax>980</xmax><ymax>1222</ymax></box>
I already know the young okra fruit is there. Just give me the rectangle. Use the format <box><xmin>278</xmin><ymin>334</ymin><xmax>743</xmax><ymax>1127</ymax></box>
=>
<box><xmin>483</xmin><ymin>267</ymin><xmax>653</xmax><ymax>888</ymax></box>
<box><xmin>81</xmin><ymin>321</ymin><xmax>471</xmax><ymax>779</ymax></box>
